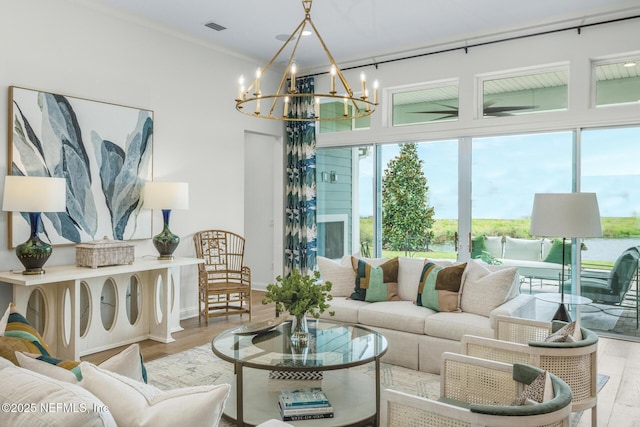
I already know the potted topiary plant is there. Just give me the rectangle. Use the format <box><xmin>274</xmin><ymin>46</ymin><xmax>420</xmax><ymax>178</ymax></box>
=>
<box><xmin>262</xmin><ymin>269</ymin><xmax>334</xmax><ymax>346</ymax></box>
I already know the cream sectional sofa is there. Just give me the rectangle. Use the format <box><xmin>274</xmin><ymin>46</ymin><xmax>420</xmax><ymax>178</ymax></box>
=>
<box><xmin>317</xmin><ymin>256</ymin><xmax>536</xmax><ymax>374</ymax></box>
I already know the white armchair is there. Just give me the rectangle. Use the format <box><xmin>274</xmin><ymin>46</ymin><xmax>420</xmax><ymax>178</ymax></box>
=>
<box><xmin>380</xmin><ymin>352</ymin><xmax>573</xmax><ymax>427</ymax></box>
<box><xmin>461</xmin><ymin>315</ymin><xmax>598</xmax><ymax>427</ymax></box>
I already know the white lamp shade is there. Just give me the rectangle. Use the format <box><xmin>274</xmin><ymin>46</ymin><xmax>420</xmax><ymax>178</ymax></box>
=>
<box><xmin>530</xmin><ymin>192</ymin><xmax>603</xmax><ymax>238</ymax></box>
<box><xmin>143</xmin><ymin>181</ymin><xmax>189</xmax><ymax>210</ymax></box>
<box><xmin>2</xmin><ymin>175</ymin><xmax>67</xmax><ymax>213</ymax></box>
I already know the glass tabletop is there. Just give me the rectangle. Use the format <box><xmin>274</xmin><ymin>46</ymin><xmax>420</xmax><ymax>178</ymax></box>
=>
<box><xmin>534</xmin><ymin>292</ymin><xmax>592</xmax><ymax>305</ymax></box>
<box><xmin>212</xmin><ymin>318</ymin><xmax>388</xmax><ymax>371</ymax></box>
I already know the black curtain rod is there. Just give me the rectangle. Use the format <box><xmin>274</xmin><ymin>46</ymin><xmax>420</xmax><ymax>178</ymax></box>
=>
<box><xmin>306</xmin><ymin>14</ymin><xmax>640</xmax><ymax>77</ymax></box>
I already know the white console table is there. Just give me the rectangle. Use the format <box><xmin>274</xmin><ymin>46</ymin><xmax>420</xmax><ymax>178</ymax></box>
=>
<box><xmin>0</xmin><ymin>257</ymin><xmax>202</xmax><ymax>360</ymax></box>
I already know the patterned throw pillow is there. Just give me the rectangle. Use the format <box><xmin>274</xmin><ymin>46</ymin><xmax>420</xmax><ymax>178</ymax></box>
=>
<box><xmin>350</xmin><ymin>257</ymin><xmax>399</xmax><ymax>302</ymax></box>
<box><xmin>512</xmin><ymin>371</ymin><xmax>554</xmax><ymax>405</ymax></box>
<box><xmin>0</xmin><ymin>303</ymin><xmax>53</xmax><ymax>363</ymax></box>
<box><xmin>544</xmin><ymin>321</ymin><xmax>582</xmax><ymax>343</ymax></box>
<box><xmin>416</xmin><ymin>262</ymin><xmax>466</xmax><ymax>312</ymax></box>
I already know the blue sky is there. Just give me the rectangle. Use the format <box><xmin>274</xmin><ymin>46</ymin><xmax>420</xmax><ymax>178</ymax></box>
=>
<box><xmin>359</xmin><ymin>128</ymin><xmax>640</xmax><ymax>219</ymax></box>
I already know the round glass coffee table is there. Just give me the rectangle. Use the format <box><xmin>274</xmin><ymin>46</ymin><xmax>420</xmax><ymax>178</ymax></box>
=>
<box><xmin>212</xmin><ymin>318</ymin><xmax>388</xmax><ymax>427</ymax></box>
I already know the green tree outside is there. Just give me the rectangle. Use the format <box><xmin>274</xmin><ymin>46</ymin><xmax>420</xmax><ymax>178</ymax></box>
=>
<box><xmin>382</xmin><ymin>143</ymin><xmax>435</xmax><ymax>251</ymax></box>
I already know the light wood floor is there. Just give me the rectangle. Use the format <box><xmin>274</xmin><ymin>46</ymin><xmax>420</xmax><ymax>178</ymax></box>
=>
<box><xmin>83</xmin><ymin>291</ymin><xmax>640</xmax><ymax>427</ymax></box>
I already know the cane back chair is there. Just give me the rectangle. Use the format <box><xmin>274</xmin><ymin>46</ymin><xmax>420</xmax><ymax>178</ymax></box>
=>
<box><xmin>194</xmin><ymin>230</ymin><xmax>251</xmax><ymax>324</ymax></box>
<box><xmin>381</xmin><ymin>352</ymin><xmax>573</xmax><ymax>427</ymax></box>
<box><xmin>461</xmin><ymin>315</ymin><xmax>598</xmax><ymax>426</ymax></box>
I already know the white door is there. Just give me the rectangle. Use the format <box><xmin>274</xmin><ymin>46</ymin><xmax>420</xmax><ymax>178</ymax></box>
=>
<box><xmin>244</xmin><ymin>132</ymin><xmax>283</xmax><ymax>290</ymax></box>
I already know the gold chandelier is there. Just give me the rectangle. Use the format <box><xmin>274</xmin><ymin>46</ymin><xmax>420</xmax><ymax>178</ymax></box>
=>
<box><xmin>235</xmin><ymin>0</ymin><xmax>378</xmax><ymax>122</ymax></box>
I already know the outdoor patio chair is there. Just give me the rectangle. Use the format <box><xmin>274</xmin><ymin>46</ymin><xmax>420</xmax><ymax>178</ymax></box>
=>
<box><xmin>380</xmin><ymin>352</ymin><xmax>573</xmax><ymax>427</ymax></box>
<box><xmin>566</xmin><ymin>245</ymin><xmax>639</xmax><ymax>328</ymax></box>
<box><xmin>461</xmin><ymin>315</ymin><xmax>598</xmax><ymax>427</ymax></box>
<box><xmin>194</xmin><ymin>230</ymin><xmax>252</xmax><ymax>324</ymax></box>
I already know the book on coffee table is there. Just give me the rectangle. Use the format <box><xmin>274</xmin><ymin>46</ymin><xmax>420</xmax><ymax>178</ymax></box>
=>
<box><xmin>278</xmin><ymin>401</ymin><xmax>333</xmax><ymax>416</ymax></box>
<box><xmin>279</xmin><ymin>387</ymin><xmax>330</xmax><ymax>408</ymax></box>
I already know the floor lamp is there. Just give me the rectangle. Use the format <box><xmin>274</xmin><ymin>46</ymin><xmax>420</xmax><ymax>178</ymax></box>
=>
<box><xmin>529</xmin><ymin>193</ymin><xmax>602</xmax><ymax>321</ymax></box>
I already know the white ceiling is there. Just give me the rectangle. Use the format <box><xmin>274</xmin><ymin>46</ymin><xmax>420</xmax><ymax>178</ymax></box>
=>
<box><xmin>97</xmin><ymin>0</ymin><xmax>640</xmax><ymax>71</ymax></box>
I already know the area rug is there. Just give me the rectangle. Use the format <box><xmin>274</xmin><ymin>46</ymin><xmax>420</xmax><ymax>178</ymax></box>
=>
<box><xmin>145</xmin><ymin>344</ymin><xmax>607</xmax><ymax>427</ymax></box>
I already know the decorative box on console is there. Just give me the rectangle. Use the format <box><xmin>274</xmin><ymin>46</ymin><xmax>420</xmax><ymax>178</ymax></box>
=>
<box><xmin>76</xmin><ymin>237</ymin><xmax>135</xmax><ymax>268</ymax></box>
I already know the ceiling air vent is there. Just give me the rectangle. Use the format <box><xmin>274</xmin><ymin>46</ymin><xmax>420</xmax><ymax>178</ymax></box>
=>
<box><xmin>205</xmin><ymin>22</ymin><xmax>226</xmax><ymax>31</ymax></box>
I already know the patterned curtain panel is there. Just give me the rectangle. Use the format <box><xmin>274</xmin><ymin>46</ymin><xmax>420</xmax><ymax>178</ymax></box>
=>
<box><xmin>284</xmin><ymin>76</ymin><xmax>317</xmax><ymax>275</ymax></box>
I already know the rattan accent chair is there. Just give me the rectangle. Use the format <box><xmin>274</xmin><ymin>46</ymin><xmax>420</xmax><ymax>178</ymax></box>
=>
<box><xmin>194</xmin><ymin>230</ymin><xmax>251</xmax><ymax>324</ymax></box>
<box><xmin>461</xmin><ymin>315</ymin><xmax>598</xmax><ymax>427</ymax></box>
<box><xmin>381</xmin><ymin>352</ymin><xmax>573</xmax><ymax>427</ymax></box>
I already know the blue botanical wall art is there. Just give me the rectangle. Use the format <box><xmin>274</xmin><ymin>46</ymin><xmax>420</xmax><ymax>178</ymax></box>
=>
<box><xmin>8</xmin><ymin>86</ymin><xmax>153</xmax><ymax>246</ymax></box>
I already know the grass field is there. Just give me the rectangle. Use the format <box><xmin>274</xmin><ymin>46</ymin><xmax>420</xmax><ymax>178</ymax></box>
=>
<box><xmin>360</xmin><ymin>216</ymin><xmax>639</xmax><ymax>266</ymax></box>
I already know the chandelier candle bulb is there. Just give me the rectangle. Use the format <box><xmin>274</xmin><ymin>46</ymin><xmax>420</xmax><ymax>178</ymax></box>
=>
<box><xmin>237</xmin><ymin>76</ymin><xmax>244</xmax><ymax>100</ymax></box>
<box><xmin>365</xmin><ymin>90</ymin><xmax>370</xmax><ymax>111</ymax></box>
<box><xmin>284</xmin><ymin>96</ymin><xmax>289</xmax><ymax>117</ymax></box>
<box><xmin>255</xmin><ymin>68</ymin><xmax>261</xmax><ymax>95</ymax></box>
<box><xmin>330</xmin><ymin>65</ymin><xmax>336</xmax><ymax>94</ymax></box>
<box><xmin>343</xmin><ymin>97</ymin><xmax>348</xmax><ymax>116</ymax></box>
<box><xmin>315</xmin><ymin>97</ymin><xmax>320</xmax><ymax>118</ymax></box>
<box><xmin>256</xmin><ymin>96</ymin><xmax>261</xmax><ymax>115</ymax></box>
<box><xmin>374</xmin><ymin>80</ymin><xmax>379</xmax><ymax>104</ymax></box>
<box><xmin>360</xmin><ymin>72</ymin><xmax>367</xmax><ymax>98</ymax></box>
<box><xmin>290</xmin><ymin>63</ymin><xmax>297</xmax><ymax>92</ymax></box>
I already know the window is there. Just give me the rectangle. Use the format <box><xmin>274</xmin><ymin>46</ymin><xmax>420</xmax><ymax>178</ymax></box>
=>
<box><xmin>391</xmin><ymin>81</ymin><xmax>459</xmax><ymax>126</ymax></box>
<box><xmin>480</xmin><ymin>68</ymin><xmax>568</xmax><ymax>117</ymax></box>
<box><xmin>593</xmin><ymin>59</ymin><xmax>640</xmax><ymax>107</ymax></box>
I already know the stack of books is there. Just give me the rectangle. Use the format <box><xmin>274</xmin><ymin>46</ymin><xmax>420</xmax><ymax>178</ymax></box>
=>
<box><xmin>278</xmin><ymin>387</ymin><xmax>334</xmax><ymax>421</ymax></box>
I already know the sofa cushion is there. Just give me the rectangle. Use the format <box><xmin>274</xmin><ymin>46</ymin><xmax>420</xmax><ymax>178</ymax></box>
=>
<box><xmin>317</xmin><ymin>255</ymin><xmax>356</xmax><ymax>297</ymax></box>
<box><xmin>423</xmin><ymin>312</ymin><xmax>493</xmax><ymax>341</ymax></box>
<box><xmin>503</xmin><ymin>236</ymin><xmax>543</xmax><ymax>261</ymax></box>
<box><xmin>0</xmin><ymin>362</ymin><xmax>117</xmax><ymax>426</ymax></box>
<box><xmin>321</xmin><ymin>298</ymin><xmax>367</xmax><ymax>324</ymax></box>
<box><xmin>416</xmin><ymin>262</ymin><xmax>466</xmax><ymax>312</ymax></box>
<box><xmin>79</xmin><ymin>362</ymin><xmax>230</xmax><ymax>427</ymax></box>
<box><xmin>460</xmin><ymin>260</ymin><xmax>518</xmax><ymax>317</ymax></box>
<box><xmin>350</xmin><ymin>257</ymin><xmax>399</xmax><ymax>301</ymax></box>
<box><xmin>357</xmin><ymin>301</ymin><xmax>433</xmax><ymax>334</ymax></box>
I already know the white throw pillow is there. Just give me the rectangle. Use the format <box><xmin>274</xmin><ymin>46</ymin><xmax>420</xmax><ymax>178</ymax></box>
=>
<box><xmin>503</xmin><ymin>236</ymin><xmax>543</xmax><ymax>261</ymax></box>
<box><xmin>0</xmin><ymin>364</ymin><xmax>117</xmax><ymax>426</ymax></box>
<box><xmin>79</xmin><ymin>362</ymin><xmax>230</xmax><ymax>427</ymax></box>
<box><xmin>16</xmin><ymin>343</ymin><xmax>147</xmax><ymax>383</ymax></box>
<box><xmin>484</xmin><ymin>236</ymin><xmax>504</xmax><ymax>258</ymax></box>
<box><xmin>317</xmin><ymin>255</ymin><xmax>356</xmax><ymax>297</ymax></box>
<box><xmin>460</xmin><ymin>260</ymin><xmax>518</xmax><ymax>316</ymax></box>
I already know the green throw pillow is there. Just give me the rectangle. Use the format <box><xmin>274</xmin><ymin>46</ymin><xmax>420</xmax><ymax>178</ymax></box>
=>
<box><xmin>350</xmin><ymin>257</ymin><xmax>399</xmax><ymax>301</ymax></box>
<box><xmin>470</xmin><ymin>236</ymin><xmax>487</xmax><ymax>259</ymax></box>
<box><xmin>544</xmin><ymin>239</ymin><xmax>571</xmax><ymax>264</ymax></box>
<box><xmin>416</xmin><ymin>262</ymin><xmax>466</xmax><ymax>312</ymax></box>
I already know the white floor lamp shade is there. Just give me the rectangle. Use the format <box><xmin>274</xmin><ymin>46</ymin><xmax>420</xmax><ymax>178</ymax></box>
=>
<box><xmin>530</xmin><ymin>193</ymin><xmax>602</xmax><ymax>321</ymax></box>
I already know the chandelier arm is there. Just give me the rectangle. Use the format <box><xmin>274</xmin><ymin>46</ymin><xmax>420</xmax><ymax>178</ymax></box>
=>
<box><xmin>268</xmin><ymin>20</ymin><xmax>308</xmax><ymax>117</ymax></box>
<box><xmin>306</xmin><ymin>17</ymin><xmax>353</xmax><ymax>97</ymax></box>
<box><xmin>244</xmin><ymin>18</ymin><xmax>307</xmax><ymax>98</ymax></box>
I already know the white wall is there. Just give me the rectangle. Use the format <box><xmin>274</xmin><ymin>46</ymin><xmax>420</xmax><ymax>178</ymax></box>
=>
<box><xmin>0</xmin><ymin>0</ymin><xmax>282</xmax><ymax>318</ymax></box>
